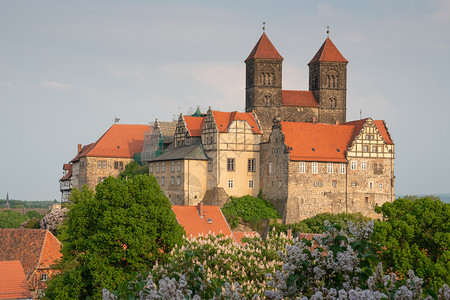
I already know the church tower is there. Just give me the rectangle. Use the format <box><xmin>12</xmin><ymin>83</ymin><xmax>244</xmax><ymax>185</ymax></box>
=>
<box><xmin>245</xmin><ymin>33</ymin><xmax>283</xmax><ymax>133</ymax></box>
<box><xmin>308</xmin><ymin>37</ymin><xmax>348</xmax><ymax>124</ymax></box>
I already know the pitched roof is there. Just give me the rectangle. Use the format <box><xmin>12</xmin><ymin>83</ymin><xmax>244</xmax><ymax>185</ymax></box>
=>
<box><xmin>0</xmin><ymin>229</ymin><xmax>62</xmax><ymax>279</ymax></box>
<box><xmin>184</xmin><ymin>116</ymin><xmax>205</xmax><ymax>137</ymax></box>
<box><xmin>233</xmin><ymin>231</ymin><xmax>258</xmax><ymax>244</ymax></box>
<box><xmin>172</xmin><ymin>205</ymin><xmax>235</xmax><ymax>242</ymax></box>
<box><xmin>212</xmin><ymin>111</ymin><xmax>262</xmax><ymax>134</ymax></box>
<box><xmin>157</xmin><ymin>121</ymin><xmax>177</xmax><ymax>144</ymax></box>
<box><xmin>281</xmin><ymin>122</ymin><xmax>355</xmax><ymax>162</ymax></box>
<box><xmin>149</xmin><ymin>140</ymin><xmax>208</xmax><ymax>162</ymax></box>
<box><xmin>0</xmin><ymin>261</ymin><xmax>31</xmax><ymax>299</ymax></box>
<box><xmin>309</xmin><ymin>37</ymin><xmax>348</xmax><ymax>65</ymax></box>
<box><xmin>70</xmin><ymin>124</ymin><xmax>147</xmax><ymax>161</ymax></box>
<box><xmin>245</xmin><ymin>32</ymin><xmax>283</xmax><ymax>62</ymax></box>
<box><xmin>59</xmin><ymin>164</ymin><xmax>72</xmax><ymax>181</ymax></box>
<box><xmin>282</xmin><ymin>91</ymin><xmax>318</xmax><ymax>107</ymax></box>
<box><xmin>344</xmin><ymin>118</ymin><xmax>394</xmax><ymax>145</ymax></box>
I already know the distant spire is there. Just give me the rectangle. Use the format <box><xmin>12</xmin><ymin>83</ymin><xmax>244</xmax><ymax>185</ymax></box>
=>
<box><xmin>5</xmin><ymin>193</ymin><xmax>10</xmax><ymax>209</ymax></box>
<box><xmin>327</xmin><ymin>25</ymin><xmax>330</xmax><ymax>37</ymax></box>
<box><xmin>262</xmin><ymin>21</ymin><xmax>266</xmax><ymax>31</ymax></box>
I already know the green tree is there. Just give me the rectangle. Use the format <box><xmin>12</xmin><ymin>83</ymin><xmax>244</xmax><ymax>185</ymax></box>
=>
<box><xmin>118</xmin><ymin>161</ymin><xmax>148</xmax><ymax>180</ymax></box>
<box><xmin>0</xmin><ymin>210</ymin><xmax>28</xmax><ymax>228</ymax></box>
<box><xmin>25</xmin><ymin>210</ymin><xmax>43</xmax><ymax>219</ymax></box>
<box><xmin>45</xmin><ymin>175</ymin><xmax>185</xmax><ymax>299</ymax></box>
<box><xmin>372</xmin><ymin>197</ymin><xmax>450</xmax><ymax>293</ymax></box>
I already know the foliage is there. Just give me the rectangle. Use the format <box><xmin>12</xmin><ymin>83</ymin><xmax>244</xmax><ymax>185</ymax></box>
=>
<box><xmin>40</xmin><ymin>208</ymin><xmax>69</xmax><ymax>236</ymax></box>
<box><xmin>104</xmin><ymin>222</ymin><xmax>450</xmax><ymax>299</ymax></box>
<box><xmin>45</xmin><ymin>175</ymin><xmax>185</xmax><ymax>299</ymax></box>
<box><xmin>0</xmin><ymin>210</ymin><xmax>28</xmax><ymax>228</ymax></box>
<box><xmin>270</xmin><ymin>212</ymin><xmax>371</xmax><ymax>234</ymax></box>
<box><xmin>22</xmin><ymin>217</ymin><xmax>41</xmax><ymax>229</ymax></box>
<box><xmin>25</xmin><ymin>210</ymin><xmax>43</xmax><ymax>219</ymax></box>
<box><xmin>372</xmin><ymin>197</ymin><xmax>450</xmax><ymax>294</ymax></box>
<box><xmin>221</xmin><ymin>195</ymin><xmax>280</xmax><ymax>229</ymax></box>
<box><xmin>118</xmin><ymin>161</ymin><xmax>149</xmax><ymax>180</ymax></box>
<box><xmin>0</xmin><ymin>199</ymin><xmax>53</xmax><ymax>209</ymax></box>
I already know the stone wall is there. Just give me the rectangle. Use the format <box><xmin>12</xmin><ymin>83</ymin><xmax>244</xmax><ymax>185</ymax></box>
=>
<box><xmin>84</xmin><ymin>157</ymin><xmax>133</xmax><ymax>190</ymax></box>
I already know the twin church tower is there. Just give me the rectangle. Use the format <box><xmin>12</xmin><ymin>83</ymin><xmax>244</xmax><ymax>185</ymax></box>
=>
<box><xmin>245</xmin><ymin>32</ymin><xmax>348</xmax><ymax>137</ymax></box>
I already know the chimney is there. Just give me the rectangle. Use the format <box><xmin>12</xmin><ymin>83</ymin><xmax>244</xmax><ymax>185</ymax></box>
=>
<box><xmin>78</xmin><ymin>144</ymin><xmax>82</xmax><ymax>153</ymax></box>
<box><xmin>197</xmin><ymin>202</ymin><xmax>203</xmax><ymax>218</ymax></box>
<box><xmin>312</xmin><ymin>117</ymin><xmax>316</xmax><ymax>124</ymax></box>
<box><xmin>336</xmin><ymin>121</ymin><xmax>340</xmax><ymax>125</ymax></box>
<box><xmin>287</xmin><ymin>228</ymin><xmax>292</xmax><ymax>240</ymax></box>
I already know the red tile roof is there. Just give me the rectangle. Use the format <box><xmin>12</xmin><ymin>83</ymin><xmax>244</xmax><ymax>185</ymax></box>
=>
<box><xmin>281</xmin><ymin>122</ymin><xmax>355</xmax><ymax>162</ymax></box>
<box><xmin>59</xmin><ymin>164</ymin><xmax>72</xmax><ymax>181</ymax></box>
<box><xmin>172</xmin><ymin>205</ymin><xmax>235</xmax><ymax>242</ymax></box>
<box><xmin>212</xmin><ymin>111</ymin><xmax>262</xmax><ymax>134</ymax></box>
<box><xmin>70</xmin><ymin>124</ymin><xmax>147</xmax><ymax>161</ymax></box>
<box><xmin>0</xmin><ymin>229</ymin><xmax>62</xmax><ymax>279</ymax></box>
<box><xmin>0</xmin><ymin>261</ymin><xmax>31</xmax><ymax>299</ymax></box>
<box><xmin>233</xmin><ymin>231</ymin><xmax>258</xmax><ymax>244</ymax></box>
<box><xmin>184</xmin><ymin>116</ymin><xmax>205</xmax><ymax>137</ymax></box>
<box><xmin>309</xmin><ymin>37</ymin><xmax>348</xmax><ymax>65</ymax></box>
<box><xmin>344</xmin><ymin>118</ymin><xmax>394</xmax><ymax>145</ymax></box>
<box><xmin>245</xmin><ymin>32</ymin><xmax>283</xmax><ymax>62</ymax></box>
<box><xmin>282</xmin><ymin>91</ymin><xmax>318</xmax><ymax>107</ymax></box>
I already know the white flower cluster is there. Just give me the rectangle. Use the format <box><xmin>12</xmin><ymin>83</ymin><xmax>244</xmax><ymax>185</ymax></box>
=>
<box><xmin>40</xmin><ymin>208</ymin><xmax>68</xmax><ymax>234</ymax></box>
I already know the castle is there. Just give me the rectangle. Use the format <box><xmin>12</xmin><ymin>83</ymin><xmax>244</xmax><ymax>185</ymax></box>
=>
<box><xmin>61</xmin><ymin>31</ymin><xmax>395</xmax><ymax>223</ymax></box>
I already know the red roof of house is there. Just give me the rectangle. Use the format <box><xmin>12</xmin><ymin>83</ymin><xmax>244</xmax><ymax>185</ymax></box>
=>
<box><xmin>0</xmin><ymin>261</ymin><xmax>31</xmax><ymax>299</ymax></box>
<box><xmin>59</xmin><ymin>164</ymin><xmax>72</xmax><ymax>181</ymax></box>
<box><xmin>70</xmin><ymin>124</ymin><xmax>147</xmax><ymax>161</ymax></box>
<box><xmin>281</xmin><ymin>122</ymin><xmax>355</xmax><ymax>162</ymax></box>
<box><xmin>233</xmin><ymin>231</ymin><xmax>258</xmax><ymax>244</ymax></box>
<box><xmin>0</xmin><ymin>229</ymin><xmax>62</xmax><ymax>280</ymax></box>
<box><xmin>212</xmin><ymin>111</ymin><xmax>262</xmax><ymax>134</ymax></box>
<box><xmin>344</xmin><ymin>118</ymin><xmax>394</xmax><ymax>145</ymax></box>
<box><xmin>184</xmin><ymin>116</ymin><xmax>205</xmax><ymax>137</ymax></box>
<box><xmin>245</xmin><ymin>32</ymin><xmax>283</xmax><ymax>62</ymax></box>
<box><xmin>309</xmin><ymin>37</ymin><xmax>348</xmax><ymax>65</ymax></box>
<box><xmin>282</xmin><ymin>91</ymin><xmax>318</xmax><ymax>107</ymax></box>
<box><xmin>172</xmin><ymin>205</ymin><xmax>235</xmax><ymax>242</ymax></box>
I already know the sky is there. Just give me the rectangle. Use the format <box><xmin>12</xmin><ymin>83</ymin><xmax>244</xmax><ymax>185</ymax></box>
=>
<box><xmin>1</xmin><ymin>0</ymin><xmax>450</xmax><ymax>201</ymax></box>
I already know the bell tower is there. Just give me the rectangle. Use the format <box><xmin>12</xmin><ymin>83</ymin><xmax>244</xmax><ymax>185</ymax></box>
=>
<box><xmin>308</xmin><ymin>37</ymin><xmax>348</xmax><ymax>124</ymax></box>
<box><xmin>245</xmin><ymin>32</ymin><xmax>283</xmax><ymax>133</ymax></box>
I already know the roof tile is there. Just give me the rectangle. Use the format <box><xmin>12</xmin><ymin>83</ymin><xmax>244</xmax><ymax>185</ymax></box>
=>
<box><xmin>212</xmin><ymin>111</ymin><xmax>261</xmax><ymax>134</ymax></box>
<box><xmin>245</xmin><ymin>33</ymin><xmax>283</xmax><ymax>62</ymax></box>
<box><xmin>282</xmin><ymin>91</ymin><xmax>318</xmax><ymax>107</ymax></box>
<box><xmin>309</xmin><ymin>37</ymin><xmax>348</xmax><ymax>64</ymax></box>
<box><xmin>0</xmin><ymin>260</ymin><xmax>31</xmax><ymax>299</ymax></box>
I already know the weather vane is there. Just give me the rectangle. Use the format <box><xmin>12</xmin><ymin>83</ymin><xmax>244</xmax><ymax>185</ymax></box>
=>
<box><xmin>327</xmin><ymin>25</ymin><xmax>330</xmax><ymax>37</ymax></box>
<box><xmin>263</xmin><ymin>22</ymin><xmax>266</xmax><ymax>31</ymax></box>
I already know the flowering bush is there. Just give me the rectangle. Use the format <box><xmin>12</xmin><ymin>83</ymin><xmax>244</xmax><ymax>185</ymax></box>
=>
<box><xmin>40</xmin><ymin>208</ymin><xmax>68</xmax><ymax>235</ymax></box>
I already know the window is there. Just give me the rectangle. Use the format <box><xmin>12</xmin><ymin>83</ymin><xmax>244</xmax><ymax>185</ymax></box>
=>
<box><xmin>332</xmin><ymin>180</ymin><xmax>337</xmax><ymax>188</ymax></box>
<box><xmin>81</xmin><ymin>161</ymin><xmax>85</xmax><ymax>169</ymax></box>
<box><xmin>156</xmin><ymin>163</ymin><xmax>160</xmax><ymax>173</ymax></box>
<box><xmin>374</xmin><ymin>162</ymin><xmax>384</xmax><ymax>175</ymax></box>
<box><xmin>369</xmin><ymin>182</ymin><xmax>373</xmax><ymax>189</ymax></box>
<box><xmin>372</xmin><ymin>146</ymin><xmax>378</xmax><ymax>153</ymax></box>
<box><xmin>97</xmin><ymin>161</ymin><xmax>102</xmax><ymax>169</ymax></box>
<box><xmin>269</xmin><ymin>163</ymin><xmax>273</xmax><ymax>174</ymax></box>
<box><xmin>161</xmin><ymin>176</ymin><xmax>165</xmax><ymax>186</ymax></box>
<box><xmin>227</xmin><ymin>158</ymin><xmax>235</xmax><ymax>171</ymax></box>
<box><xmin>171</xmin><ymin>176</ymin><xmax>175</xmax><ymax>185</ymax></box>
<box><xmin>103</xmin><ymin>161</ymin><xmax>107</xmax><ymax>169</ymax></box>
<box><xmin>327</xmin><ymin>163</ymin><xmax>333</xmax><ymax>174</ymax></box>
<box><xmin>312</xmin><ymin>162</ymin><xmax>318</xmax><ymax>174</ymax></box>
<box><xmin>299</xmin><ymin>162</ymin><xmax>305</xmax><ymax>173</ymax></box>
<box><xmin>361</xmin><ymin>161</ymin><xmax>367</xmax><ymax>170</ymax></box>
<box><xmin>340</xmin><ymin>163</ymin><xmax>346</xmax><ymax>174</ymax></box>
<box><xmin>330</xmin><ymin>97</ymin><xmax>337</xmax><ymax>108</ymax></box>
<box><xmin>249</xmin><ymin>179</ymin><xmax>254</xmax><ymax>188</ymax></box>
<box><xmin>149</xmin><ymin>163</ymin><xmax>153</xmax><ymax>173</ymax></box>
<box><xmin>208</xmin><ymin>158</ymin><xmax>213</xmax><ymax>172</ymax></box>
<box><xmin>351</xmin><ymin>161</ymin><xmax>357</xmax><ymax>170</ymax></box>
<box><xmin>177</xmin><ymin>162</ymin><xmax>181</xmax><ymax>172</ymax></box>
<box><xmin>351</xmin><ymin>181</ymin><xmax>357</xmax><ymax>188</ymax></box>
<box><xmin>114</xmin><ymin>161</ymin><xmax>123</xmax><ymax>170</ymax></box>
<box><xmin>177</xmin><ymin>176</ymin><xmax>181</xmax><ymax>186</ymax></box>
<box><xmin>248</xmin><ymin>158</ymin><xmax>256</xmax><ymax>172</ymax></box>
<box><xmin>363</xmin><ymin>145</ymin><xmax>369</xmax><ymax>153</ymax></box>
<box><xmin>171</xmin><ymin>162</ymin><xmax>175</xmax><ymax>172</ymax></box>
<box><xmin>379</xmin><ymin>182</ymin><xmax>383</xmax><ymax>189</ymax></box>
<box><xmin>365</xmin><ymin>197</ymin><xmax>369</xmax><ymax>205</ymax></box>
<box><xmin>228</xmin><ymin>180</ymin><xmax>234</xmax><ymax>188</ymax></box>
<box><xmin>156</xmin><ymin>177</ymin><xmax>159</xmax><ymax>184</ymax></box>
<box><xmin>161</xmin><ymin>162</ymin><xmax>165</xmax><ymax>172</ymax></box>
<box><xmin>366</xmin><ymin>135</ymin><xmax>374</xmax><ymax>140</ymax></box>
<box><xmin>314</xmin><ymin>180</ymin><xmax>323</xmax><ymax>187</ymax></box>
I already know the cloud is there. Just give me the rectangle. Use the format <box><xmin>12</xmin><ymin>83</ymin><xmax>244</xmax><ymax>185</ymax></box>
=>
<box><xmin>426</xmin><ymin>0</ymin><xmax>450</xmax><ymax>23</ymax></box>
<box><xmin>38</xmin><ymin>75</ymin><xmax>74</xmax><ymax>90</ymax></box>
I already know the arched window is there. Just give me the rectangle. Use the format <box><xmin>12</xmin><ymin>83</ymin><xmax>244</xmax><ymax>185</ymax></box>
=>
<box><xmin>265</xmin><ymin>94</ymin><xmax>272</xmax><ymax>106</ymax></box>
<box><xmin>326</xmin><ymin>70</ymin><xmax>339</xmax><ymax>88</ymax></box>
<box><xmin>330</xmin><ymin>97</ymin><xmax>337</xmax><ymax>108</ymax></box>
<box><xmin>261</xmin><ymin>67</ymin><xmax>275</xmax><ymax>86</ymax></box>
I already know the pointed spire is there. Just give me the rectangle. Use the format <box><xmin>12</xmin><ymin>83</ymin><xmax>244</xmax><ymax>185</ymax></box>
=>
<box><xmin>5</xmin><ymin>193</ymin><xmax>10</xmax><ymax>209</ymax></box>
<box><xmin>245</xmin><ymin>32</ymin><xmax>283</xmax><ymax>62</ymax></box>
<box><xmin>308</xmin><ymin>37</ymin><xmax>348</xmax><ymax>65</ymax></box>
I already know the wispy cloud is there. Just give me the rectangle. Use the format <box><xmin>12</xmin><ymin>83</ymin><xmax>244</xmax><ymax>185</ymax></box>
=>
<box><xmin>38</xmin><ymin>75</ymin><xmax>74</xmax><ymax>90</ymax></box>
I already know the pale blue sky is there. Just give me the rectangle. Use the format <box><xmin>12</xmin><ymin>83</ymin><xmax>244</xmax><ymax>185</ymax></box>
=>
<box><xmin>1</xmin><ymin>0</ymin><xmax>449</xmax><ymax>201</ymax></box>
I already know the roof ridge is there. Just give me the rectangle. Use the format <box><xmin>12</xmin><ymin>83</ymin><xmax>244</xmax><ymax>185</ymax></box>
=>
<box><xmin>245</xmin><ymin>32</ymin><xmax>283</xmax><ymax>62</ymax></box>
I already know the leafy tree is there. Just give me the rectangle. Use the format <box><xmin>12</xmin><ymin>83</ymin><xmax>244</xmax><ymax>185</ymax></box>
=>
<box><xmin>271</xmin><ymin>212</ymin><xmax>371</xmax><ymax>234</ymax></box>
<box><xmin>23</xmin><ymin>217</ymin><xmax>41</xmax><ymax>229</ymax></box>
<box><xmin>25</xmin><ymin>210</ymin><xmax>43</xmax><ymax>219</ymax></box>
<box><xmin>221</xmin><ymin>195</ymin><xmax>281</xmax><ymax>229</ymax></box>
<box><xmin>0</xmin><ymin>210</ymin><xmax>28</xmax><ymax>228</ymax></box>
<box><xmin>372</xmin><ymin>197</ymin><xmax>450</xmax><ymax>293</ymax></box>
<box><xmin>118</xmin><ymin>161</ymin><xmax>148</xmax><ymax>180</ymax></box>
<box><xmin>45</xmin><ymin>175</ymin><xmax>184</xmax><ymax>299</ymax></box>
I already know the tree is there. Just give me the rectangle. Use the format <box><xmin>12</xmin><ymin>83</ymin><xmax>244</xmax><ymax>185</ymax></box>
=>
<box><xmin>118</xmin><ymin>161</ymin><xmax>148</xmax><ymax>180</ymax></box>
<box><xmin>372</xmin><ymin>197</ymin><xmax>450</xmax><ymax>293</ymax></box>
<box><xmin>0</xmin><ymin>210</ymin><xmax>27</xmax><ymax>228</ymax></box>
<box><xmin>45</xmin><ymin>175</ymin><xmax>185</xmax><ymax>299</ymax></box>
